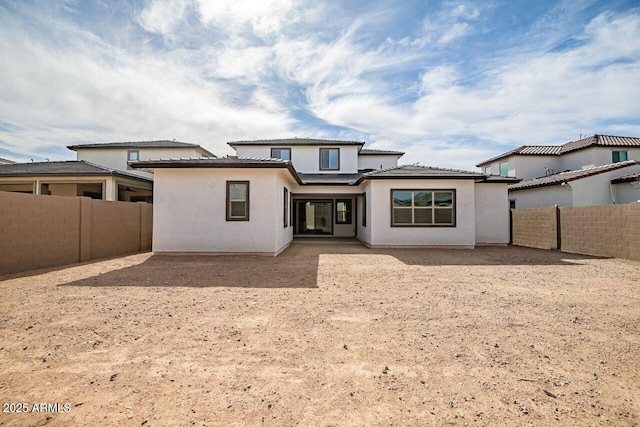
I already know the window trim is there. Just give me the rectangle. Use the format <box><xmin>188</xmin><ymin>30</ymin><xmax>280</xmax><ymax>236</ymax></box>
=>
<box><xmin>612</xmin><ymin>150</ymin><xmax>628</xmax><ymax>163</ymax></box>
<box><xmin>335</xmin><ymin>199</ymin><xmax>352</xmax><ymax>225</ymax></box>
<box><xmin>226</xmin><ymin>181</ymin><xmax>250</xmax><ymax>221</ymax></box>
<box><xmin>283</xmin><ymin>187</ymin><xmax>289</xmax><ymax>228</ymax></box>
<box><xmin>127</xmin><ymin>150</ymin><xmax>139</xmax><ymax>169</ymax></box>
<box><xmin>362</xmin><ymin>193</ymin><xmax>367</xmax><ymax>227</ymax></box>
<box><xmin>319</xmin><ymin>148</ymin><xmax>340</xmax><ymax>170</ymax></box>
<box><xmin>499</xmin><ymin>161</ymin><xmax>508</xmax><ymax>177</ymax></box>
<box><xmin>271</xmin><ymin>147</ymin><xmax>292</xmax><ymax>161</ymax></box>
<box><xmin>390</xmin><ymin>189</ymin><xmax>456</xmax><ymax>228</ymax></box>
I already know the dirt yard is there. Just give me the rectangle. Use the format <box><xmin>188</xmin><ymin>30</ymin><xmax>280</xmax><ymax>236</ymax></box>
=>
<box><xmin>0</xmin><ymin>244</ymin><xmax>638</xmax><ymax>426</ymax></box>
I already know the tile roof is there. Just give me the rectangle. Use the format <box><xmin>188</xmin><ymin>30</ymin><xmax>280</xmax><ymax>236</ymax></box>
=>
<box><xmin>298</xmin><ymin>173</ymin><xmax>364</xmax><ymax>185</ymax></box>
<box><xmin>476</xmin><ymin>134</ymin><xmax>640</xmax><ymax>166</ymax></box>
<box><xmin>67</xmin><ymin>140</ymin><xmax>217</xmax><ymax>157</ymax></box>
<box><xmin>0</xmin><ymin>160</ymin><xmax>152</xmax><ymax>181</ymax></box>
<box><xmin>508</xmin><ymin>160</ymin><xmax>638</xmax><ymax>191</ymax></box>
<box><xmin>611</xmin><ymin>171</ymin><xmax>640</xmax><ymax>184</ymax></box>
<box><xmin>356</xmin><ymin>165</ymin><xmax>519</xmax><ymax>184</ymax></box>
<box><xmin>130</xmin><ymin>157</ymin><xmax>303</xmax><ymax>184</ymax></box>
<box><xmin>228</xmin><ymin>138</ymin><xmax>365</xmax><ymax>146</ymax></box>
<box><xmin>359</xmin><ymin>148</ymin><xmax>405</xmax><ymax>156</ymax></box>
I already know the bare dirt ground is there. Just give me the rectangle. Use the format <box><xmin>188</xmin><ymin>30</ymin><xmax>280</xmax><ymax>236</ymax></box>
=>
<box><xmin>0</xmin><ymin>244</ymin><xmax>638</xmax><ymax>426</ymax></box>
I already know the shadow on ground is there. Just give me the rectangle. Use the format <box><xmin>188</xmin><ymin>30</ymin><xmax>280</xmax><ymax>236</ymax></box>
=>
<box><xmin>60</xmin><ymin>244</ymin><xmax>602</xmax><ymax>288</ymax></box>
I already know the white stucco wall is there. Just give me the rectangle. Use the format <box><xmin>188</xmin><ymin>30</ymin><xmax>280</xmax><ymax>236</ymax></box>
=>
<box><xmin>368</xmin><ymin>179</ymin><xmax>476</xmax><ymax>247</ymax></box>
<box><xmin>474</xmin><ymin>183</ymin><xmax>510</xmax><ymax>244</ymax></box>
<box><xmin>75</xmin><ymin>147</ymin><xmax>207</xmax><ymax>179</ymax></box>
<box><xmin>357</xmin><ymin>155</ymin><xmax>400</xmax><ymax>171</ymax></box>
<box><xmin>509</xmin><ymin>185</ymin><xmax>573</xmax><ymax>209</ymax></box>
<box><xmin>570</xmin><ymin>164</ymin><xmax>640</xmax><ymax>206</ymax></box>
<box><xmin>614</xmin><ymin>182</ymin><xmax>640</xmax><ymax>204</ymax></box>
<box><xmin>234</xmin><ymin>145</ymin><xmax>360</xmax><ymax>174</ymax></box>
<box><xmin>356</xmin><ymin>184</ymin><xmax>372</xmax><ymax>245</ymax></box>
<box><xmin>153</xmin><ymin>168</ymin><xmax>288</xmax><ymax>253</ymax></box>
<box><xmin>275</xmin><ymin>170</ymin><xmax>296</xmax><ymax>253</ymax></box>
<box><xmin>560</xmin><ymin>148</ymin><xmax>640</xmax><ymax>171</ymax></box>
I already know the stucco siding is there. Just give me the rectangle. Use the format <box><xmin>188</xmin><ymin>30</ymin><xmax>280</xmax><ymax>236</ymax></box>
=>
<box><xmin>509</xmin><ymin>185</ymin><xmax>573</xmax><ymax>209</ymax></box>
<box><xmin>368</xmin><ymin>179</ymin><xmax>476</xmax><ymax>247</ymax></box>
<box><xmin>152</xmin><ymin>168</ymin><xmax>281</xmax><ymax>253</ymax></box>
<box><xmin>357</xmin><ymin>184</ymin><xmax>372</xmax><ymax>245</ymax></box>
<box><xmin>235</xmin><ymin>145</ymin><xmax>360</xmax><ymax>174</ymax></box>
<box><xmin>613</xmin><ymin>182</ymin><xmax>640</xmax><ymax>204</ymax></box>
<box><xmin>474</xmin><ymin>183</ymin><xmax>510</xmax><ymax>244</ymax></box>
<box><xmin>358</xmin><ymin>155</ymin><xmax>399</xmax><ymax>171</ymax></box>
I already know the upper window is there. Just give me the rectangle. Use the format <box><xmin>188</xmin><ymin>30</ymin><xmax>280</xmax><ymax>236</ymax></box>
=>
<box><xmin>391</xmin><ymin>190</ymin><xmax>455</xmax><ymax>227</ymax></box>
<box><xmin>271</xmin><ymin>148</ymin><xmax>291</xmax><ymax>161</ymax></box>
<box><xmin>226</xmin><ymin>181</ymin><xmax>249</xmax><ymax>221</ymax></box>
<box><xmin>320</xmin><ymin>148</ymin><xmax>340</xmax><ymax>170</ymax></box>
<box><xmin>612</xmin><ymin>151</ymin><xmax>628</xmax><ymax>163</ymax></box>
<box><xmin>127</xmin><ymin>150</ymin><xmax>139</xmax><ymax>169</ymax></box>
<box><xmin>499</xmin><ymin>161</ymin><xmax>509</xmax><ymax>177</ymax></box>
<box><xmin>336</xmin><ymin>199</ymin><xmax>352</xmax><ymax>224</ymax></box>
<box><xmin>485</xmin><ymin>166</ymin><xmax>492</xmax><ymax>175</ymax></box>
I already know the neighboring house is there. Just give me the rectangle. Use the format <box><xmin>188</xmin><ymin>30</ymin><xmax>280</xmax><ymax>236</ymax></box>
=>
<box><xmin>132</xmin><ymin>138</ymin><xmax>518</xmax><ymax>255</ymax></box>
<box><xmin>0</xmin><ymin>157</ymin><xmax>15</xmax><ymax>165</ymax></box>
<box><xmin>0</xmin><ymin>160</ymin><xmax>153</xmax><ymax>201</ymax></box>
<box><xmin>0</xmin><ymin>140</ymin><xmax>215</xmax><ymax>202</ymax></box>
<box><xmin>476</xmin><ymin>134</ymin><xmax>640</xmax><ymax>208</ymax></box>
<box><xmin>477</xmin><ymin>134</ymin><xmax>640</xmax><ymax>179</ymax></box>
<box><xmin>507</xmin><ymin>161</ymin><xmax>640</xmax><ymax>208</ymax></box>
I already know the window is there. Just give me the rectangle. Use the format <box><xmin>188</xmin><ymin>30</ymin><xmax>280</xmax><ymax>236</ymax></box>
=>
<box><xmin>391</xmin><ymin>190</ymin><xmax>455</xmax><ymax>227</ymax></box>
<box><xmin>362</xmin><ymin>193</ymin><xmax>367</xmax><ymax>227</ymax></box>
<box><xmin>283</xmin><ymin>188</ymin><xmax>288</xmax><ymax>227</ymax></box>
<box><xmin>320</xmin><ymin>148</ymin><xmax>340</xmax><ymax>170</ymax></box>
<box><xmin>485</xmin><ymin>166</ymin><xmax>492</xmax><ymax>175</ymax></box>
<box><xmin>127</xmin><ymin>150</ymin><xmax>139</xmax><ymax>169</ymax></box>
<box><xmin>226</xmin><ymin>181</ymin><xmax>249</xmax><ymax>221</ymax></box>
<box><xmin>509</xmin><ymin>200</ymin><xmax>516</xmax><ymax>209</ymax></box>
<box><xmin>271</xmin><ymin>148</ymin><xmax>291</xmax><ymax>160</ymax></box>
<box><xmin>336</xmin><ymin>199</ymin><xmax>352</xmax><ymax>224</ymax></box>
<box><xmin>612</xmin><ymin>151</ymin><xmax>628</xmax><ymax>163</ymax></box>
<box><xmin>499</xmin><ymin>161</ymin><xmax>509</xmax><ymax>177</ymax></box>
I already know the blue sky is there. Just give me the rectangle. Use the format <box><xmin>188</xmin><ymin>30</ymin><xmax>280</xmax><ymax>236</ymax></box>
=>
<box><xmin>0</xmin><ymin>0</ymin><xmax>639</xmax><ymax>170</ymax></box>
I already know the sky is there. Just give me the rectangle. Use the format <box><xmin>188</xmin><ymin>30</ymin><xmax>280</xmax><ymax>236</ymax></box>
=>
<box><xmin>0</xmin><ymin>0</ymin><xmax>639</xmax><ymax>170</ymax></box>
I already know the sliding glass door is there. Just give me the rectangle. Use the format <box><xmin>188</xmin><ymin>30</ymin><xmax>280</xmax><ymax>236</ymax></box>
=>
<box><xmin>294</xmin><ymin>200</ymin><xmax>332</xmax><ymax>235</ymax></box>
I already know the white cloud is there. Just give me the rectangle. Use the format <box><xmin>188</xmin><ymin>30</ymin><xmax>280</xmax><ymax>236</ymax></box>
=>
<box><xmin>137</xmin><ymin>0</ymin><xmax>190</xmax><ymax>37</ymax></box>
<box><xmin>438</xmin><ymin>22</ymin><xmax>471</xmax><ymax>44</ymax></box>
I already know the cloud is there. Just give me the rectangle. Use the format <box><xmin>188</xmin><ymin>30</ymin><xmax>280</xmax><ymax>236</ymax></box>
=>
<box><xmin>0</xmin><ymin>1</ymin><xmax>638</xmax><ymax>171</ymax></box>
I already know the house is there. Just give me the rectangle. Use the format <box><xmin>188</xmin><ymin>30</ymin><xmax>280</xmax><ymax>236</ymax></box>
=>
<box><xmin>476</xmin><ymin>134</ymin><xmax>640</xmax><ymax>208</ymax></box>
<box><xmin>132</xmin><ymin>138</ymin><xmax>518</xmax><ymax>255</ymax></box>
<box><xmin>0</xmin><ymin>161</ymin><xmax>153</xmax><ymax>201</ymax></box>
<box><xmin>0</xmin><ymin>140</ymin><xmax>215</xmax><ymax>202</ymax></box>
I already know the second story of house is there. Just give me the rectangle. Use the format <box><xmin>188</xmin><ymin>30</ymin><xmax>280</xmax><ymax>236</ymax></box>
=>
<box><xmin>476</xmin><ymin>134</ymin><xmax>640</xmax><ymax>180</ymax></box>
<box><xmin>68</xmin><ymin>140</ymin><xmax>216</xmax><ymax>178</ymax></box>
<box><xmin>228</xmin><ymin>138</ymin><xmax>404</xmax><ymax>174</ymax></box>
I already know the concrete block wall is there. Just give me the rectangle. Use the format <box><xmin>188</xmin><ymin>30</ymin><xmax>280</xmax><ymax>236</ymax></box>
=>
<box><xmin>0</xmin><ymin>192</ymin><xmax>153</xmax><ymax>276</ymax></box>
<box><xmin>560</xmin><ymin>203</ymin><xmax>640</xmax><ymax>261</ymax></box>
<box><xmin>511</xmin><ymin>206</ymin><xmax>558</xmax><ymax>249</ymax></box>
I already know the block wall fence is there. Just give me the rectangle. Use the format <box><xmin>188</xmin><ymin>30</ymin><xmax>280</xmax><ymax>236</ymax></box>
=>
<box><xmin>0</xmin><ymin>191</ymin><xmax>152</xmax><ymax>276</ymax></box>
<box><xmin>511</xmin><ymin>203</ymin><xmax>640</xmax><ymax>261</ymax></box>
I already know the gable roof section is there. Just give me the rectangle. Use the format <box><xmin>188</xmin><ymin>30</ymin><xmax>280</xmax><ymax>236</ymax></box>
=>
<box><xmin>130</xmin><ymin>157</ymin><xmax>302</xmax><ymax>184</ymax></box>
<box><xmin>508</xmin><ymin>160</ymin><xmax>638</xmax><ymax>191</ymax></box>
<box><xmin>355</xmin><ymin>165</ymin><xmax>520</xmax><ymax>185</ymax></box>
<box><xmin>67</xmin><ymin>140</ymin><xmax>216</xmax><ymax>157</ymax></box>
<box><xmin>228</xmin><ymin>138</ymin><xmax>364</xmax><ymax>147</ymax></box>
<box><xmin>0</xmin><ymin>160</ymin><xmax>152</xmax><ymax>181</ymax></box>
<box><xmin>359</xmin><ymin>148</ymin><xmax>405</xmax><ymax>156</ymax></box>
<box><xmin>476</xmin><ymin>134</ymin><xmax>640</xmax><ymax>167</ymax></box>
